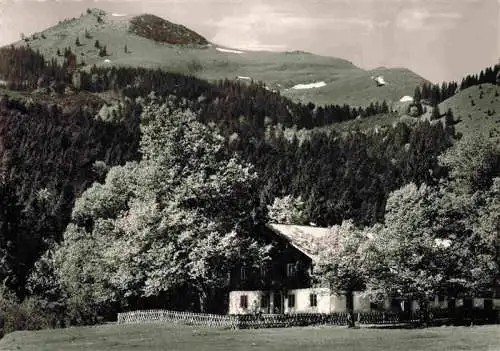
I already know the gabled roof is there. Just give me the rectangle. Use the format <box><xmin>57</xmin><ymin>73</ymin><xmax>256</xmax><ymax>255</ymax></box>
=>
<box><xmin>266</xmin><ymin>223</ymin><xmax>336</xmax><ymax>262</ymax></box>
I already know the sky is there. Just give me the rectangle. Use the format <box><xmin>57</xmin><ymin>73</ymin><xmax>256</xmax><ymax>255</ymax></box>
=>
<box><xmin>0</xmin><ymin>0</ymin><xmax>498</xmax><ymax>83</ymax></box>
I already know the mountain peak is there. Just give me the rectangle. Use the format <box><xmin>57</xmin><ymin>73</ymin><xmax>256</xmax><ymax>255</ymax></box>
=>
<box><xmin>86</xmin><ymin>8</ymin><xmax>107</xmax><ymax>16</ymax></box>
<box><xmin>129</xmin><ymin>14</ymin><xmax>208</xmax><ymax>45</ymax></box>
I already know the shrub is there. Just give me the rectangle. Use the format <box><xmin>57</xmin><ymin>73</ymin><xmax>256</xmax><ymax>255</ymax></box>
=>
<box><xmin>25</xmin><ymin>254</ymin><xmax>107</xmax><ymax>330</ymax></box>
<box><xmin>0</xmin><ymin>292</ymin><xmax>107</xmax><ymax>338</ymax></box>
<box><xmin>430</xmin><ymin>106</ymin><xmax>441</xmax><ymax>120</ymax></box>
<box><xmin>0</xmin><ymin>286</ymin><xmax>52</xmax><ymax>337</ymax></box>
<box><xmin>98</xmin><ymin>46</ymin><xmax>107</xmax><ymax>57</ymax></box>
<box><xmin>187</xmin><ymin>59</ymin><xmax>203</xmax><ymax>74</ymax></box>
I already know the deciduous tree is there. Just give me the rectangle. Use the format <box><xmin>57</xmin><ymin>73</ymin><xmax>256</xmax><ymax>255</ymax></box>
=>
<box><xmin>39</xmin><ymin>102</ymin><xmax>269</xmax><ymax>312</ymax></box>
<box><xmin>438</xmin><ymin>134</ymin><xmax>500</xmax><ymax>193</ymax></box>
<box><xmin>366</xmin><ymin>164</ymin><xmax>499</xmax><ymax>317</ymax></box>
<box><xmin>313</xmin><ymin>220</ymin><xmax>377</xmax><ymax>326</ymax></box>
<box><xmin>267</xmin><ymin>195</ymin><xmax>308</xmax><ymax>225</ymax></box>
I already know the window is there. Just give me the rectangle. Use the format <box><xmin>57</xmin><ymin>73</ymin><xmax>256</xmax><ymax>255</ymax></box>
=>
<box><xmin>240</xmin><ymin>295</ymin><xmax>248</xmax><ymax>309</ymax></box>
<box><xmin>240</xmin><ymin>267</ymin><xmax>247</xmax><ymax>280</ymax></box>
<box><xmin>287</xmin><ymin>263</ymin><xmax>296</xmax><ymax>277</ymax></box>
<box><xmin>310</xmin><ymin>294</ymin><xmax>318</xmax><ymax>307</ymax></box>
<box><xmin>261</xmin><ymin>294</ymin><xmax>270</xmax><ymax>308</ymax></box>
<box><xmin>288</xmin><ymin>294</ymin><xmax>295</xmax><ymax>308</ymax></box>
<box><xmin>438</xmin><ymin>295</ymin><xmax>445</xmax><ymax>303</ymax></box>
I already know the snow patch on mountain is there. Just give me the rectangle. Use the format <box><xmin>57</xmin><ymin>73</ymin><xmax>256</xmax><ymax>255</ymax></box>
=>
<box><xmin>400</xmin><ymin>95</ymin><xmax>414</xmax><ymax>102</ymax></box>
<box><xmin>291</xmin><ymin>81</ymin><xmax>327</xmax><ymax>90</ymax></box>
<box><xmin>216</xmin><ymin>48</ymin><xmax>244</xmax><ymax>54</ymax></box>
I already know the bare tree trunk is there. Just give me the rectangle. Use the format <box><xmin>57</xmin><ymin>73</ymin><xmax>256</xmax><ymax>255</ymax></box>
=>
<box><xmin>346</xmin><ymin>291</ymin><xmax>355</xmax><ymax>328</ymax></box>
<box><xmin>199</xmin><ymin>290</ymin><xmax>207</xmax><ymax>313</ymax></box>
<box><xmin>197</xmin><ymin>286</ymin><xmax>208</xmax><ymax>313</ymax></box>
<box><xmin>0</xmin><ymin>315</ymin><xmax>4</xmax><ymax>339</ymax></box>
<box><xmin>447</xmin><ymin>296</ymin><xmax>456</xmax><ymax>325</ymax></box>
<box><xmin>417</xmin><ymin>297</ymin><xmax>429</xmax><ymax>327</ymax></box>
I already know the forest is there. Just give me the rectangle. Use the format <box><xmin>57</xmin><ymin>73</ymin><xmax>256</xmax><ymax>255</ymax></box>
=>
<box><xmin>0</xmin><ymin>46</ymin><xmax>498</xmax><ymax>333</ymax></box>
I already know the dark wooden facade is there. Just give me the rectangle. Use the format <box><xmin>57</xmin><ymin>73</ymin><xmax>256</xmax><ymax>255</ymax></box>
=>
<box><xmin>229</xmin><ymin>224</ymin><xmax>314</xmax><ymax>292</ymax></box>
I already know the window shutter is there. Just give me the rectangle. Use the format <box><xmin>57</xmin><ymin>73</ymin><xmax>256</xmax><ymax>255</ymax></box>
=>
<box><xmin>240</xmin><ymin>295</ymin><xmax>248</xmax><ymax>309</ymax></box>
<box><xmin>310</xmin><ymin>294</ymin><xmax>317</xmax><ymax>307</ymax></box>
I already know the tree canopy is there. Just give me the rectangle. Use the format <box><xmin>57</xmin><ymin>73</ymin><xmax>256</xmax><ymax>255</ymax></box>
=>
<box><xmin>32</xmin><ymin>101</ymin><xmax>269</xmax><ymax>312</ymax></box>
<box><xmin>363</xmin><ymin>136</ymin><xmax>499</xmax><ymax>304</ymax></box>
<box><xmin>313</xmin><ymin>135</ymin><xmax>499</xmax><ymax>307</ymax></box>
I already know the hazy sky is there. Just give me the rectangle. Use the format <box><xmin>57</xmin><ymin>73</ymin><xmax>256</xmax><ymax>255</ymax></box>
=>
<box><xmin>0</xmin><ymin>0</ymin><xmax>498</xmax><ymax>83</ymax></box>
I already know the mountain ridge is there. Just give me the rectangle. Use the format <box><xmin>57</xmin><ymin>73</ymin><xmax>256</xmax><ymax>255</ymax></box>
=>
<box><xmin>6</xmin><ymin>8</ymin><xmax>429</xmax><ymax>107</ymax></box>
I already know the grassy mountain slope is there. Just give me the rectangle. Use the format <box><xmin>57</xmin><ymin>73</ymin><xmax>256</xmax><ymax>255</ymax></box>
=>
<box><xmin>10</xmin><ymin>9</ymin><xmax>428</xmax><ymax>107</ymax></box>
<box><xmin>321</xmin><ymin>83</ymin><xmax>500</xmax><ymax>142</ymax></box>
<box><xmin>283</xmin><ymin>67</ymin><xmax>427</xmax><ymax>107</ymax></box>
<box><xmin>440</xmin><ymin>84</ymin><xmax>500</xmax><ymax>142</ymax></box>
<box><xmin>420</xmin><ymin>83</ymin><xmax>500</xmax><ymax>142</ymax></box>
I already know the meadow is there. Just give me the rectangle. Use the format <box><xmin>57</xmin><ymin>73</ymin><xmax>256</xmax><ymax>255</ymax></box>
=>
<box><xmin>0</xmin><ymin>324</ymin><xmax>498</xmax><ymax>351</ymax></box>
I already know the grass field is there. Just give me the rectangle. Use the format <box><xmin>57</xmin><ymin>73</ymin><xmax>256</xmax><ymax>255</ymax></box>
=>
<box><xmin>0</xmin><ymin>324</ymin><xmax>498</xmax><ymax>351</ymax></box>
<box><xmin>417</xmin><ymin>83</ymin><xmax>500</xmax><ymax>143</ymax></box>
<box><xmin>439</xmin><ymin>84</ymin><xmax>500</xmax><ymax>143</ymax></box>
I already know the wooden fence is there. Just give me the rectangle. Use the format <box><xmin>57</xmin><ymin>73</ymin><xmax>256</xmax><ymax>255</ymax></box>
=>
<box><xmin>116</xmin><ymin>309</ymin><xmax>498</xmax><ymax>329</ymax></box>
<box><xmin>357</xmin><ymin>312</ymin><xmax>420</xmax><ymax>325</ymax></box>
<box><xmin>116</xmin><ymin>310</ymin><xmax>425</xmax><ymax>329</ymax></box>
<box><xmin>236</xmin><ymin>313</ymin><xmax>351</xmax><ymax>329</ymax></box>
<box><xmin>117</xmin><ymin>310</ymin><xmax>238</xmax><ymax>329</ymax></box>
<box><xmin>116</xmin><ymin>310</ymin><xmax>352</xmax><ymax>329</ymax></box>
